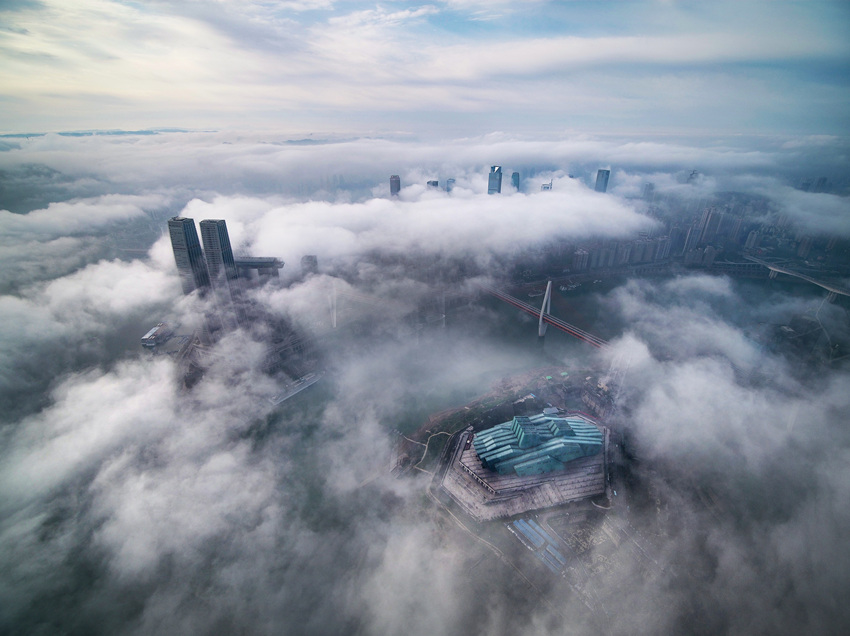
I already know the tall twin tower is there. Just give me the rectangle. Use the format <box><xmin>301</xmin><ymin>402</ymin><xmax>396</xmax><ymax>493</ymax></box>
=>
<box><xmin>168</xmin><ymin>217</ymin><xmax>246</xmax><ymax>329</ymax></box>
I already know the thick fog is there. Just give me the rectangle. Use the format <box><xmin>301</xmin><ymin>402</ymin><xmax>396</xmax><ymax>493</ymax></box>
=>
<box><xmin>1</xmin><ymin>133</ymin><xmax>849</xmax><ymax>635</ymax></box>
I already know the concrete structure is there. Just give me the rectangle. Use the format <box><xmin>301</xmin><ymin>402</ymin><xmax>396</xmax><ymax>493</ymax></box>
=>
<box><xmin>140</xmin><ymin>322</ymin><xmax>173</xmax><ymax>349</ymax></box>
<box><xmin>200</xmin><ymin>219</ymin><xmax>246</xmax><ymax>325</ymax></box>
<box><xmin>473</xmin><ymin>412</ymin><xmax>603</xmax><ymax>476</ymax></box>
<box><xmin>235</xmin><ymin>256</ymin><xmax>284</xmax><ymax>282</ymax></box>
<box><xmin>439</xmin><ymin>420</ymin><xmax>609</xmax><ymax>522</ymax></box>
<box><xmin>168</xmin><ymin>217</ymin><xmax>211</xmax><ymax>296</ymax></box>
<box><xmin>594</xmin><ymin>169</ymin><xmax>610</xmax><ymax>193</ymax></box>
<box><xmin>390</xmin><ymin>175</ymin><xmax>400</xmax><ymax>196</ymax></box>
<box><xmin>300</xmin><ymin>255</ymin><xmax>318</xmax><ymax>277</ymax></box>
<box><xmin>481</xmin><ymin>284</ymin><xmax>608</xmax><ymax>348</ymax></box>
<box><xmin>488</xmin><ymin>166</ymin><xmax>502</xmax><ymax>194</ymax></box>
<box><xmin>744</xmin><ymin>255</ymin><xmax>850</xmax><ymax>302</ymax></box>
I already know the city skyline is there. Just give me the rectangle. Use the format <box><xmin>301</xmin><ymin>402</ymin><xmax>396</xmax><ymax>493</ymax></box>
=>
<box><xmin>1</xmin><ymin>1</ymin><xmax>850</xmax><ymax>635</ymax></box>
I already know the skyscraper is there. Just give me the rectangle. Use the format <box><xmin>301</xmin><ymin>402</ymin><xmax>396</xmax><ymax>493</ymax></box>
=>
<box><xmin>301</xmin><ymin>255</ymin><xmax>319</xmax><ymax>277</ymax></box>
<box><xmin>199</xmin><ymin>220</ymin><xmax>239</xmax><ymax>286</ymax></box>
<box><xmin>594</xmin><ymin>169</ymin><xmax>610</xmax><ymax>193</ymax></box>
<box><xmin>168</xmin><ymin>217</ymin><xmax>210</xmax><ymax>296</ymax></box>
<box><xmin>488</xmin><ymin>166</ymin><xmax>502</xmax><ymax>194</ymax></box>
<box><xmin>511</xmin><ymin>171</ymin><xmax>520</xmax><ymax>190</ymax></box>
<box><xmin>200</xmin><ymin>219</ymin><xmax>245</xmax><ymax>326</ymax></box>
<box><xmin>390</xmin><ymin>175</ymin><xmax>400</xmax><ymax>196</ymax></box>
<box><xmin>698</xmin><ymin>208</ymin><xmax>723</xmax><ymax>244</ymax></box>
<box><xmin>446</xmin><ymin>178</ymin><xmax>455</xmax><ymax>192</ymax></box>
<box><xmin>427</xmin><ymin>180</ymin><xmax>439</xmax><ymax>188</ymax></box>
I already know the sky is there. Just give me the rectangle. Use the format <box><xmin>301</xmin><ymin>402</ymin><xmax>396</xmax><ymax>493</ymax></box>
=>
<box><xmin>2</xmin><ymin>1</ymin><xmax>850</xmax><ymax>635</ymax></box>
<box><xmin>1</xmin><ymin>0</ymin><xmax>849</xmax><ymax>136</ymax></box>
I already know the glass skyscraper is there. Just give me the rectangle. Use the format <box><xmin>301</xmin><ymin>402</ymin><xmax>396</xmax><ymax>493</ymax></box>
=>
<box><xmin>200</xmin><ymin>219</ymin><xmax>246</xmax><ymax>325</ymax></box>
<box><xmin>168</xmin><ymin>217</ymin><xmax>210</xmax><ymax>296</ymax></box>
<box><xmin>594</xmin><ymin>169</ymin><xmax>610</xmax><ymax>193</ymax></box>
<box><xmin>488</xmin><ymin>166</ymin><xmax>502</xmax><ymax>194</ymax></box>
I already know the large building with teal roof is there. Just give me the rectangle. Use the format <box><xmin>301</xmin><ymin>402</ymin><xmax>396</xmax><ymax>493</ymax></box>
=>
<box><xmin>473</xmin><ymin>412</ymin><xmax>603</xmax><ymax>476</ymax></box>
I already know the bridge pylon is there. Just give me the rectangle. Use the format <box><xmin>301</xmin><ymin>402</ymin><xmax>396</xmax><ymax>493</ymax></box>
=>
<box><xmin>538</xmin><ymin>280</ymin><xmax>553</xmax><ymax>338</ymax></box>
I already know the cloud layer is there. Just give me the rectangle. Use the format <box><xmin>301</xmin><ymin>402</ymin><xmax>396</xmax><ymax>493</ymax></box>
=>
<box><xmin>1</xmin><ymin>1</ymin><xmax>848</xmax><ymax>134</ymax></box>
<box><xmin>1</xmin><ymin>132</ymin><xmax>849</xmax><ymax>634</ymax></box>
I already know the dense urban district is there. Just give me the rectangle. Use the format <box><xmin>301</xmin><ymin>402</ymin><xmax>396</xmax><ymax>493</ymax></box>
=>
<box><xmin>122</xmin><ymin>163</ymin><xmax>850</xmax><ymax>633</ymax></box>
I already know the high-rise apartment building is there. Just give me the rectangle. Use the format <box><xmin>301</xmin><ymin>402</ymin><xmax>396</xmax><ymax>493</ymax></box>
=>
<box><xmin>488</xmin><ymin>166</ymin><xmax>502</xmax><ymax>194</ymax></box>
<box><xmin>595</xmin><ymin>169</ymin><xmax>610</xmax><ymax>193</ymax></box>
<box><xmin>390</xmin><ymin>175</ymin><xmax>400</xmax><ymax>196</ymax></box>
<box><xmin>698</xmin><ymin>208</ymin><xmax>723</xmax><ymax>244</ymax></box>
<box><xmin>168</xmin><ymin>217</ymin><xmax>210</xmax><ymax>296</ymax></box>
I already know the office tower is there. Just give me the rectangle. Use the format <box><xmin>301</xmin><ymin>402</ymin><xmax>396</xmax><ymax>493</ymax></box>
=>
<box><xmin>200</xmin><ymin>219</ymin><xmax>246</xmax><ymax>326</ymax></box>
<box><xmin>511</xmin><ymin>171</ymin><xmax>520</xmax><ymax>190</ymax></box>
<box><xmin>488</xmin><ymin>166</ymin><xmax>502</xmax><ymax>194</ymax></box>
<box><xmin>168</xmin><ymin>217</ymin><xmax>210</xmax><ymax>296</ymax></box>
<box><xmin>446</xmin><ymin>178</ymin><xmax>455</xmax><ymax>192</ymax></box>
<box><xmin>301</xmin><ymin>255</ymin><xmax>319</xmax><ymax>277</ymax></box>
<box><xmin>594</xmin><ymin>169</ymin><xmax>610</xmax><ymax>193</ymax></box>
<box><xmin>200</xmin><ymin>220</ymin><xmax>239</xmax><ymax>288</ymax></box>
<box><xmin>427</xmin><ymin>180</ymin><xmax>439</xmax><ymax>189</ymax></box>
<box><xmin>390</xmin><ymin>175</ymin><xmax>400</xmax><ymax>196</ymax></box>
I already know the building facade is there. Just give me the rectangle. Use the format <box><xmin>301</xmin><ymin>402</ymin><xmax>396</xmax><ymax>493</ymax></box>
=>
<box><xmin>473</xmin><ymin>412</ymin><xmax>603</xmax><ymax>476</ymax></box>
<box><xmin>168</xmin><ymin>217</ymin><xmax>211</xmax><ymax>296</ymax></box>
<box><xmin>488</xmin><ymin>166</ymin><xmax>502</xmax><ymax>194</ymax></box>
<box><xmin>594</xmin><ymin>169</ymin><xmax>610</xmax><ymax>193</ymax></box>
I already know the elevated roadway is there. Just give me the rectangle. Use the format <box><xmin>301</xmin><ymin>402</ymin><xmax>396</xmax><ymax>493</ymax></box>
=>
<box><xmin>744</xmin><ymin>255</ymin><xmax>850</xmax><ymax>300</ymax></box>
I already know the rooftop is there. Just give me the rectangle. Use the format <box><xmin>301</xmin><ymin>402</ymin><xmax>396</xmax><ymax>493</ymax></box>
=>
<box><xmin>473</xmin><ymin>412</ymin><xmax>603</xmax><ymax>476</ymax></box>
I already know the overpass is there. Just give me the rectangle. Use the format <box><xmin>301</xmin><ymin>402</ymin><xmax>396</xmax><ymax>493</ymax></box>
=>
<box><xmin>744</xmin><ymin>255</ymin><xmax>850</xmax><ymax>301</ymax></box>
<box><xmin>481</xmin><ymin>283</ymin><xmax>609</xmax><ymax>349</ymax></box>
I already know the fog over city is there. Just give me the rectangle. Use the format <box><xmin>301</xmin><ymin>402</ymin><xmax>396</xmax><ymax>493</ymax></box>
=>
<box><xmin>2</xmin><ymin>1</ymin><xmax>850</xmax><ymax>635</ymax></box>
<box><xmin>0</xmin><ymin>131</ymin><xmax>848</xmax><ymax>635</ymax></box>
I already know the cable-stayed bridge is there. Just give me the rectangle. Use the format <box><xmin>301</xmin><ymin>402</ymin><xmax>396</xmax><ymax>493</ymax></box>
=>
<box><xmin>480</xmin><ymin>282</ymin><xmax>609</xmax><ymax>349</ymax></box>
